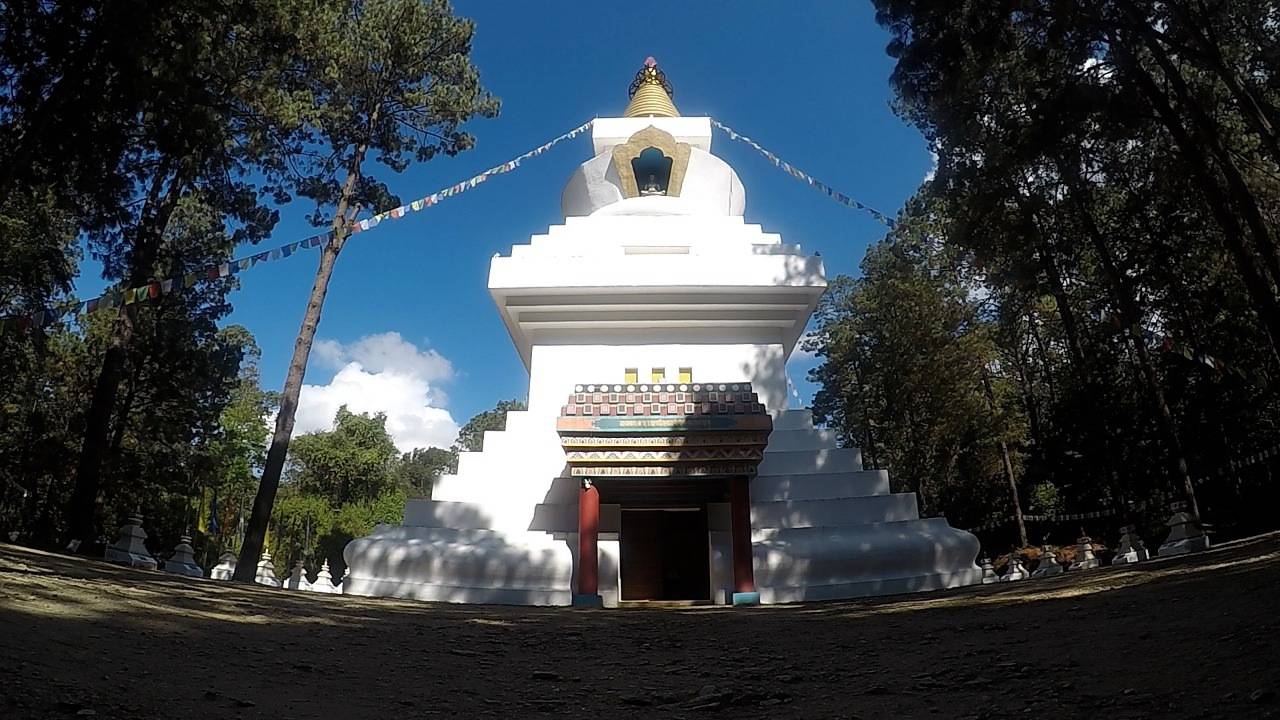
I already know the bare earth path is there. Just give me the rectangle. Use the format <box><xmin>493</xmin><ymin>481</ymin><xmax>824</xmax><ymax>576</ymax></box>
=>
<box><xmin>1</xmin><ymin>536</ymin><xmax>1278</xmax><ymax>719</ymax></box>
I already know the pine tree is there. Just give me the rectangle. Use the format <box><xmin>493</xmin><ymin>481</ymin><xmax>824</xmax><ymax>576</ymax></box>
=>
<box><xmin>233</xmin><ymin>0</ymin><xmax>498</xmax><ymax>580</ymax></box>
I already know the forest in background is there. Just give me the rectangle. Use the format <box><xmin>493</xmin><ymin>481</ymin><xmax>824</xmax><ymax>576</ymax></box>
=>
<box><xmin>0</xmin><ymin>0</ymin><xmax>508</xmax><ymax>574</ymax></box>
<box><xmin>810</xmin><ymin>0</ymin><xmax>1280</xmax><ymax>550</ymax></box>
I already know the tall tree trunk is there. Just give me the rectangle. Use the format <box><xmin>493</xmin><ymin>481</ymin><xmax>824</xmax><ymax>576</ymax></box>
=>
<box><xmin>1026</xmin><ymin>314</ymin><xmax>1059</xmax><ymax>405</ymax></box>
<box><xmin>1110</xmin><ymin>32</ymin><xmax>1280</xmax><ymax>363</ymax></box>
<box><xmin>1028</xmin><ymin>228</ymin><xmax>1088</xmax><ymax>372</ymax></box>
<box><xmin>234</xmin><ymin>142</ymin><xmax>369</xmax><ymax>581</ymax></box>
<box><xmin>851</xmin><ymin>353</ymin><xmax>879</xmax><ymax>469</ymax></box>
<box><xmin>1008</xmin><ymin>331</ymin><xmax>1044</xmax><ymax>457</ymax></box>
<box><xmin>65</xmin><ymin>160</ymin><xmax>187</xmax><ymax>545</ymax></box>
<box><xmin>1055</xmin><ymin>158</ymin><xmax>1201</xmax><ymax>519</ymax></box>
<box><xmin>109</xmin><ymin>366</ymin><xmax>142</xmax><ymax>456</ymax></box>
<box><xmin>1167</xmin><ymin>2</ymin><xmax>1280</xmax><ymax>172</ymax></box>
<box><xmin>981</xmin><ymin>373</ymin><xmax>1027</xmax><ymax>547</ymax></box>
<box><xmin>1135</xmin><ymin>26</ymin><xmax>1280</xmax><ymax>289</ymax></box>
<box><xmin>68</xmin><ymin>321</ymin><xmax>138</xmax><ymax>544</ymax></box>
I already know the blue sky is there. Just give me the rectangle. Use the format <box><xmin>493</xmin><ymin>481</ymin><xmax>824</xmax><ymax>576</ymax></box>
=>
<box><xmin>76</xmin><ymin>1</ymin><xmax>932</xmax><ymax>451</ymax></box>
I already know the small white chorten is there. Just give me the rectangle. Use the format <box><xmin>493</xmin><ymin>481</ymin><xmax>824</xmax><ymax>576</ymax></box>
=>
<box><xmin>103</xmin><ymin>514</ymin><xmax>158</xmax><ymax>570</ymax></box>
<box><xmin>1112</xmin><ymin>526</ymin><xmax>1148</xmax><ymax>564</ymax></box>
<box><xmin>980</xmin><ymin>557</ymin><xmax>998</xmax><ymax>585</ymax></box>
<box><xmin>162</xmin><ymin>535</ymin><xmax>204</xmax><ymax>577</ymax></box>
<box><xmin>1001</xmin><ymin>555</ymin><xmax>1029</xmax><ymax>582</ymax></box>
<box><xmin>255</xmin><ymin>551</ymin><xmax>280</xmax><ymax>587</ymax></box>
<box><xmin>284</xmin><ymin>560</ymin><xmax>311</xmax><ymax>590</ymax></box>
<box><xmin>211</xmin><ymin>551</ymin><xmax>238</xmax><ymax>580</ymax></box>
<box><xmin>1158</xmin><ymin>503</ymin><xmax>1210</xmax><ymax>556</ymax></box>
<box><xmin>309</xmin><ymin>561</ymin><xmax>337</xmax><ymax>593</ymax></box>
<box><xmin>1070</xmin><ymin>535</ymin><xmax>1099</xmax><ymax>570</ymax></box>
<box><xmin>1030</xmin><ymin>546</ymin><xmax>1063</xmax><ymax>578</ymax></box>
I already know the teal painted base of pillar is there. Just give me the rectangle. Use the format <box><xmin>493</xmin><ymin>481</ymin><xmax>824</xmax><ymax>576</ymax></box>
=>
<box><xmin>572</xmin><ymin>594</ymin><xmax>604</xmax><ymax>608</ymax></box>
<box><xmin>731</xmin><ymin>591</ymin><xmax>760</xmax><ymax>607</ymax></box>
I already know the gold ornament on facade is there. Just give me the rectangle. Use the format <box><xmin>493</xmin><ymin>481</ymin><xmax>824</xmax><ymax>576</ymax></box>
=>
<box><xmin>612</xmin><ymin>126</ymin><xmax>692</xmax><ymax>199</ymax></box>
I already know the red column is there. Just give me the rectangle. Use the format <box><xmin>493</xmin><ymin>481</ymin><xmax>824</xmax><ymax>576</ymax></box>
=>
<box><xmin>729</xmin><ymin>475</ymin><xmax>758</xmax><ymax>605</ymax></box>
<box><xmin>575</xmin><ymin>479</ymin><xmax>601</xmax><ymax>605</ymax></box>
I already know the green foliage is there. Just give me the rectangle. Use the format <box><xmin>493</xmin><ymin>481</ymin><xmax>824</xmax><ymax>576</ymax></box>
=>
<box><xmin>200</xmin><ymin>329</ymin><xmax>277</xmax><ymax>558</ymax></box>
<box><xmin>283</xmin><ymin>0</ymin><xmax>500</xmax><ymax>221</ymax></box>
<box><xmin>288</xmin><ymin>407</ymin><xmax>400</xmax><ymax>505</ymax></box>
<box><xmin>0</xmin><ymin>0</ymin><xmax>324</xmax><ymax>543</ymax></box>
<box><xmin>0</xmin><ymin>199</ymin><xmax>262</xmax><ymax>549</ymax></box>
<box><xmin>394</xmin><ymin>446</ymin><xmax>457</xmax><ymax>498</ymax></box>
<box><xmin>453</xmin><ymin>399</ymin><xmax>526</xmax><ymax>452</ymax></box>
<box><xmin>238</xmin><ymin>0</ymin><xmax>500</xmax><ymax>577</ymax></box>
<box><xmin>810</xmin><ymin>0</ymin><xmax>1280</xmax><ymax>546</ymax></box>
<box><xmin>810</xmin><ymin>198</ymin><xmax>1023</xmax><ymax>529</ymax></box>
<box><xmin>266</xmin><ymin>408</ymin><xmax>439</xmax><ymax>575</ymax></box>
<box><xmin>317</xmin><ymin>489</ymin><xmax>406</xmax><ymax>578</ymax></box>
<box><xmin>269</xmin><ymin>491</ymin><xmax>334</xmax><ymax>568</ymax></box>
<box><xmin>1028</xmin><ymin>483</ymin><xmax>1064</xmax><ymax>517</ymax></box>
<box><xmin>0</xmin><ymin>0</ymin><xmax>499</xmax><ymax>566</ymax></box>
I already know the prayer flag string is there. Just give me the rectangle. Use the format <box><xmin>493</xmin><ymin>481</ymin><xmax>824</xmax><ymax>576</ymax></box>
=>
<box><xmin>1092</xmin><ymin>308</ymin><xmax>1254</xmax><ymax>382</ymax></box>
<box><xmin>5</xmin><ymin>117</ymin><xmax>898</xmax><ymax>332</ymax></box>
<box><xmin>0</xmin><ymin>120</ymin><xmax>595</xmax><ymax>333</ymax></box>
<box><xmin>714</xmin><ymin>120</ymin><xmax>1255</xmax><ymax>381</ymax></box>
<box><xmin>711</xmin><ymin>119</ymin><xmax>896</xmax><ymax>227</ymax></box>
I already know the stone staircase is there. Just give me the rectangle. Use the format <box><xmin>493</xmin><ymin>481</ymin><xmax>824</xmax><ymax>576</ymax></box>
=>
<box><xmin>748</xmin><ymin>409</ymin><xmax>981</xmax><ymax>603</ymax></box>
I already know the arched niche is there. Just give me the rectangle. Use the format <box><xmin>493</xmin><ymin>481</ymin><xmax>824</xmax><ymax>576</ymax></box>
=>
<box><xmin>632</xmin><ymin>147</ymin><xmax>673</xmax><ymax>195</ymax></box>
<box><xmin>611</xmin><ymin>126</ymin><xmax>692</xmax><ymax>199</ymax></box>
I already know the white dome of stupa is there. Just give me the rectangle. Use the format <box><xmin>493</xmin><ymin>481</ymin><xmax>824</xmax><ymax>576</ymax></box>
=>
<box><xmin>560</xmin><ymin>58</ymin><xmax>745</xmax><ymax>218</ymax></box>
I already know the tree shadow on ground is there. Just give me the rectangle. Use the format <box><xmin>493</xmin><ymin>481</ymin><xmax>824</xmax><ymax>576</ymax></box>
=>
<box><xmin>3</xmin><ymin>534</ymin><xmax>1279</xmax><ymax>719</ymax></box>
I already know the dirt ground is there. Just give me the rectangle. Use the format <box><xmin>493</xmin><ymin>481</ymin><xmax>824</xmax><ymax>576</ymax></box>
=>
<box><xmin>1</xmin><ymin>537</ymin><xmax>1278</xmax><ymax>720</ymax></box>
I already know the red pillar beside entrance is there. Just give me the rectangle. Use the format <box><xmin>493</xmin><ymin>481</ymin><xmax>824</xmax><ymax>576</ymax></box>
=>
<box><xmin>575</xmin><ymin>479</ymin><xmax>602</xmax><ymax>607</ymax></box>
<box><xmin>729</xmin><ymin>476</ymin><xmax>760</xmax><ymax>606</ymax></box>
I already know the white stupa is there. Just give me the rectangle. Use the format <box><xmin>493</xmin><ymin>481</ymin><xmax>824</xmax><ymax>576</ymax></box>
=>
<box><xmin>343</xmin><ymin>59</ymin><xmax>981</xmax><ymax>607</ymax></box>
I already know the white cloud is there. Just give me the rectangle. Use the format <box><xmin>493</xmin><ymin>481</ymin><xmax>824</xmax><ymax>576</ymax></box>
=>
<box><xmin>923</xmin><ymin>149</ymin><xmax>939</xmax><ymax>183</ymax></box>
<box><xmin>294</xmin><ymin>333</ymin><xmax>459</xmax><ymax>452</ymax></box>
<box><xmin>313</xmin><ymin>331</ymin><xmax>453</xmax><ymax>382</ymax></box>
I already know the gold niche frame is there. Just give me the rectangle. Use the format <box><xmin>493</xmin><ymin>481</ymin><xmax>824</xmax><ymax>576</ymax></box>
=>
<box><xmin>611</xmin><ymin>126</ymin><xmax>692</xmax><ymax>199</ymax></box>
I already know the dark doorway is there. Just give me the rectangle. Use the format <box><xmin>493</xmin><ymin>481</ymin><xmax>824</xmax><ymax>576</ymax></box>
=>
<box><xmin>620</xmin><ymin>507</ymin><xmax>710</xmax><ymax>601</ymax></box>
<box><xmin>631</xmin><ymin>146</ymin><xmax>673</xmax><ymax>195</ymax></box>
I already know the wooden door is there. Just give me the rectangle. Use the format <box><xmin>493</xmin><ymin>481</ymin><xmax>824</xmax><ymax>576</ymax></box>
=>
<box><xmin>620</xmin><ymin>508</ymin><xmax>709</xmax><ymax>601</ymax></box>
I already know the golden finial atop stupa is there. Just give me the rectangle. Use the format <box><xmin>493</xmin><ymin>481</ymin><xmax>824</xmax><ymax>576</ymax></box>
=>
<box><xmin>624</xmin><ymin>56</ymin><xmax>680</xmax><ymax>118</ymax></box>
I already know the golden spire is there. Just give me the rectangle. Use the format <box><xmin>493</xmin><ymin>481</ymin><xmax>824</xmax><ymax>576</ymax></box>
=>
<box><xmin>624</xmin><ymin>56</ymin><xmax>679</xmax><ymax>118</ymax></box>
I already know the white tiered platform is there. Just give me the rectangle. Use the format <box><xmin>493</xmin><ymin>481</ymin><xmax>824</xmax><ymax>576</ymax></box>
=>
<box><xmin>344</xmin><ymin>404</ymin><xmax>981</xmax><ymax>606</ymax></box>
<box><xmin>343</xmin><ymin>72</ymin><xmax>980</xmax><ymax>606</ymax></box>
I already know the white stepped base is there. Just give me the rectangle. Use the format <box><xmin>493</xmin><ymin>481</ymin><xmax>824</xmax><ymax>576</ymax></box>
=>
<box><xmin>752</xmin><ymin>470</ymin><xmax>890</xmax><ymax>501</ymax></box>
<box><xmin>343</xmin><ymin>577</ymin><xmax>571</xmax><ymax>607</ymax></box>
<box><xmin>405</xmin><ymin>497</ymin><xmax>623</xmax><ymax>536</ymax></box>
<box><xmin>758</xmin><ymin>447</ymin><xmax>862</xmax><ymax>475</ymax></box>
<box><xmin>753</xmin><ymin>518</ymin><xmax>980</xmax><ymax>589</ymax></box>
<box><xmin>751</xmin><ymin>494</ymin><xmax>919</xmax><ymax>529</ymax></box>
<box><xmin>404</xmin><ymin>499</ymin><xmax>507</xmax><ymax>529</ymax></box>
<box><xmin>343</xmin><ymin>524</ymin><xmax>576</xmax><ymax>597</ymax></box>
<box><xmin>760</xmin><ymin>567</ymin><xmax>983</xmax><ymax>604</ymax></box>
<box><xmin>343</xmin><ymin>523</ymin><xmax>625</xmax><ymax>608</ymax></box>
<box><xmin>766</xmin><ymin>427</ymin><xmax>841</xmax><ymax>452</ymax></box>
<box><xmin>773</xmin><ymin>409</ymin><xmax>816</xmax><ymax>430</ymax></box>
<box><xmin>344</xmin><ymin>406</ymin><xmax>982</xmax><ymax>607</ymax></box>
